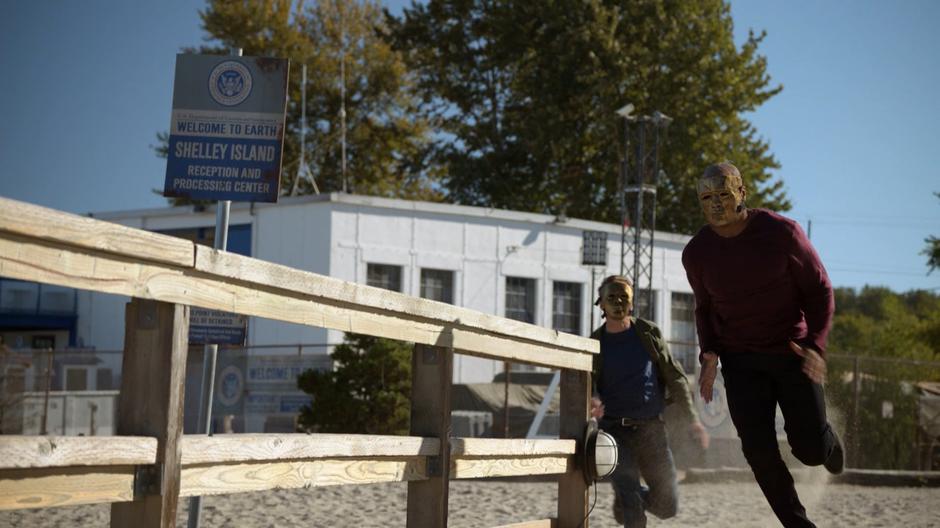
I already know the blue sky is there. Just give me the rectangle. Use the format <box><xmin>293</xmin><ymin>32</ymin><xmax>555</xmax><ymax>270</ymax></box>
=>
<box><xmin>1</xmin><ymin>1</ymin><xmax>938</xmax><ymax>293</ymax></box>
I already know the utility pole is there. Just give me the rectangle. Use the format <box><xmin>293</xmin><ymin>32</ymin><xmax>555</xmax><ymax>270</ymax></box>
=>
<box><xmin>340</xmin><ymin>6</ymin><xmax>348</xmax><ymax>193</ymax></box>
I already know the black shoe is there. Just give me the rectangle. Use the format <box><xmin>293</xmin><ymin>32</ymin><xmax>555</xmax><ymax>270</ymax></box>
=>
<box><xmin>824</xmin><ymin>431</ymin><xmax>845</xmax><ymax>475</ymax></box>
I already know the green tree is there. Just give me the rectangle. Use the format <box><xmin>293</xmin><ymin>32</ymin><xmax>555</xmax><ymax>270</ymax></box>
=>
<box><xmin>297</xmin><ymin>333</ymin><xmax>412</xmax><ymax>435</ymax></box>
<box><xmin>160</xmin><ymin>0</ymin><xmax>441</xmax><ymax>203</ymax></box>
<box><xmin>924</xmin><ymin>192</ymin><xmax>940</xmax><ymax>274</ymax></box>
<box><xmin>830</xmin><ymin>286</ymin><xmax>940</xmax><ymax>361</ymax></box>
<box><xmin>386</xmin><ymin>0</ymin><xmax>788</xmax><ymax>233</ymax></box>
<box><xmin>925</xmin><ymin>236</ymin><xmax>940</xmax><ymax>274</ymax></box>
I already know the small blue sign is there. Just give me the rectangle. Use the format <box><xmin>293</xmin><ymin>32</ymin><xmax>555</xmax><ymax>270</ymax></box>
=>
<box><xmin>189</xmin><ymin>307</ymin><xmax>247</xmax><ymax>345</ymax></box>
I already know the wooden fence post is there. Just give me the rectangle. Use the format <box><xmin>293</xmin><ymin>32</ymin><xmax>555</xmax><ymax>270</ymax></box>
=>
<box><xmin>110</xmin><ymin>299</ymin><xmax>189</xmax><ymax>528</ymax></box>
<box><xmin>407</xmin><ymin>344</ymin><xmax>453</xmax><ymax>528</ymax></box>
<box><xmin>557</xmin><ymin>368</ymin><xmax>590</xmax><ymax>527</ymax></box>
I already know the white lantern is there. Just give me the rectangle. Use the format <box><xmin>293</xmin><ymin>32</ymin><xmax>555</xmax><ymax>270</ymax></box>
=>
<box><xmin>582</xmin><ymin>419</ymin><xmax>619</xmax><ymax>485</ymax></box>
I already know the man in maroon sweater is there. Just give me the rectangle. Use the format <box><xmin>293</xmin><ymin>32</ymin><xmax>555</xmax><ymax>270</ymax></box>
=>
<box><xmin>681</xmin><ymin>162</ymin><xmax>843</xmax><ymax>528</ymax></box>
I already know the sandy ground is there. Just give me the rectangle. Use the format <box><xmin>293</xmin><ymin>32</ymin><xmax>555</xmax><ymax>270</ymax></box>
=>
<box><xmin>2</xmin><ymin>472</ymin><xmax>938</xmax><ymax>528</ymax></box>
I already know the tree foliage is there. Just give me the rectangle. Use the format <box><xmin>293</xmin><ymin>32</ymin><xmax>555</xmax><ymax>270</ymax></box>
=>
<box><xmin>829</xmin><ymin>286</ymin><xmax>940</xmax><ymax>361</ymax></box>
<box><xmin>386</xmin><ymin>0</ymin><xmax>789</xmax><ymax>233</ymax></box>
<box><xmin>924</xmin><ymin>192</ymin><xmax>940</xmax><ymax>274</ymax></box>
<box><xmin>926</xmin><ymin>235</ymin><xmax>940</xmax><ymax>274</ymax></box>
<box><xmin>297</xmin><ymin>333</ymin><xmax>411</xmax><ymax>435</ymax></box>
<box><xmin>160</xmin><ymin>0</ymin><xmax>441</xmax><ymax>204</ymax></box>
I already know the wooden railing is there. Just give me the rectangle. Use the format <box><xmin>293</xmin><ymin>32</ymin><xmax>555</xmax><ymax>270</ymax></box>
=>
<box><xmin>0</xmin><ymin>196</ymin><xmax>598</xmax><ymax>527</ymax></box>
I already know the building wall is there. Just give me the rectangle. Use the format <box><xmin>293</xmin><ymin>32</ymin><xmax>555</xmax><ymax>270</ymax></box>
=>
<box><xmin>321</xmin><ymin>198</ymin><xmax>694</xmax><ymax>383</ymax></box>
<box><xmin>251</xmin><ymin>201</ymin><xmax>332</xmax><ymax>348</ymax></box>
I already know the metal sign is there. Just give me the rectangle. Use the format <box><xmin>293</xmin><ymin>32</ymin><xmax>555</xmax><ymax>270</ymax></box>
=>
<box><xmin>188</xmin><ymin>307</ymin><xmax>247</xmax><ymax>345</ymax></box>
<box><xmin>582</xmin><ymin>230</ymin><xmax>609</xmax><ymax>266</ymax></box>
<box><xmin>163</xmin><ymin>54</ymin><xmax>289</xmax><ymax>203</ymax></box>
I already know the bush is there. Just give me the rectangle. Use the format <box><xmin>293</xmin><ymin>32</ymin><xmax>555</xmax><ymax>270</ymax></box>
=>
<box><xmin>297</xmin><ymin>333</ymin><xmax>412</xmax><ymax>435</ymax></box>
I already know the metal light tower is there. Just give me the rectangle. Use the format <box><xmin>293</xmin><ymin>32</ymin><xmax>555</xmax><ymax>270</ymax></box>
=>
<box><xmin>616</xmin><ymin>105</ymin><xmax>672</xmax><ymax>320</ymax></box>
<box><xmin>291</xmin><ymin>64</ymin><xmax>319</xmax><ymax>196</ymax></box>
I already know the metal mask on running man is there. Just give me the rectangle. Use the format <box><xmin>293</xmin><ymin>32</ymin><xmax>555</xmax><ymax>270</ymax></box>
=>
<box><xmin>697</xmin><ymin>162</ymin><xmax>747</xmax><ymax>228</ymax></box>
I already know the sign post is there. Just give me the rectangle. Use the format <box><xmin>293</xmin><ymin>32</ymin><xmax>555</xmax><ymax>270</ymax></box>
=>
<box><xmin>162</xmin><ymin>50</ymin><xmax>288</xmax><ymax>528</ymax></box>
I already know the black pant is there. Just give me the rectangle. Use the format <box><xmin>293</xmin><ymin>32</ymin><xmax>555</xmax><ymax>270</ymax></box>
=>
<box><xmin>600</xmin><ymin>417</ymin><xmax>678</xmax><ymax>528</ymax></box>
<box><xmin>721</xmin><ymin>353</ymin><xmax>838</xmax><ymax>528</ymax></box>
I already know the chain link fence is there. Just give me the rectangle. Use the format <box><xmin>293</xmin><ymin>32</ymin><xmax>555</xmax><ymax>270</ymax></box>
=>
<box><xmin>0</xmin><ymin>344</ymin><xmax>335</xmax><ymax>436</ymax></box>
<box><xmin>3</xmin><ymin>343</ymin><xmax>938</xmax><ymax>471</ymax></box>
<box><xmin>826</xmin><ymin>353</ymin><xmax>940</xmax><ymax>471</ymax></box>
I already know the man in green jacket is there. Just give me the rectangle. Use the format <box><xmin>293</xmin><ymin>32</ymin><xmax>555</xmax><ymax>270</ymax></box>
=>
<box><xmin>590</xmin><ymin>275</ymin><xmax>708</xmax><ymax>527</ymax></box>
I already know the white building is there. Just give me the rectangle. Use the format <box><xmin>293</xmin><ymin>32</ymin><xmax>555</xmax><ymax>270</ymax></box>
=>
<box><xmin>2</xmin><ymin>193</ymin><xmax>701</xmax><ymax>433</ymax></box>
<box><xmin>83</xmin><ymin>193</ymin><xmax>699</xmax><ymax>377</ymax></box>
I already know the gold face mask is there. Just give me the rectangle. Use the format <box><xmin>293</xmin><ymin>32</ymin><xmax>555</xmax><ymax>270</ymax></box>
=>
<box><xmin>697</xmin><ymin>172</ymin><xmax>745</xmax><ymax>227</ymax></box>
<box><xmin>599</xmin><ymin>280</ymin><xmax>633</xmax><ymax>321</ymax></box>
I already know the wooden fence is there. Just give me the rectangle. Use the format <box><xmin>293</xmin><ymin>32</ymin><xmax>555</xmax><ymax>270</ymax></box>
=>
<box><xmin>0</xmin><ymin>196</ymin><xmax>598</xmax><ymax>527</ymax></box>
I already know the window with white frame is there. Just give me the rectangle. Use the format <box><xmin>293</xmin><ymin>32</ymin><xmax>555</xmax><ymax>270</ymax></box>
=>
<box><xmin>670</xmin><ymin>292</ymin><xmax>698</xmax><ymax>372</ymax></box>
<box><xmin>420</xmin><ymin>269</ymin><xmax>454</xmax><ymax>304</ymax></box>
<box><xmin>505</xmin><ymin>277</ymin><xmax>536</xmax><ymax>324</ymax></box>
<box><xmin>552</xmin><ymin>281</ymin><xmax>582</xmax><ymax>335</ymax></box>
<box><xmin>366</xmin><ymin>263</ymin><xmax>403</xmax><ymax>292</ymax></box>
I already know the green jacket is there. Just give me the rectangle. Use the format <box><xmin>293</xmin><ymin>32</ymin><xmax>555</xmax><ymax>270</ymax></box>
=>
<box><xmin>590</xmin><ymin>317</ymin><xmax>697</xmax><ymax>426</ymax></box>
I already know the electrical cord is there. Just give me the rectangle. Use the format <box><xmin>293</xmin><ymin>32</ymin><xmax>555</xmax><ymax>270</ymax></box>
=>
<box><xmin>576</xmin><ymin>482</ymin><xmax>598</xmax><ymax>528</ymax></box>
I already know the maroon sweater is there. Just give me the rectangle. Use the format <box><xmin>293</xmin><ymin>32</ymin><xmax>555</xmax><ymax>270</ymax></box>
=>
<box><xmin>681</xmin><ymin>209</ymin><xmax>834</xmax><ymax>359</ymax></box>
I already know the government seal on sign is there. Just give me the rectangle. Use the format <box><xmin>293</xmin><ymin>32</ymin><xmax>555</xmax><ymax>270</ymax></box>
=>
<box><xmin>216</xmin><ymin>365</ymin><xmax>244</xmax><ymax>407</ymax></box>
<box><xmin>697</xmin><ymin>377</ymin><xmax>730</xmax><ymax>428</ymax></box>
<box><xmin>208</xmin><ymin>60</ymin><xmax>253</xmax><ymax>106</ymax></box>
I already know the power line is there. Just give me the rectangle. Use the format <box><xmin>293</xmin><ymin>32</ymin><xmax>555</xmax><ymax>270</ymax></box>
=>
<box><xmin>796</xmin><ymin>215</ymin><xmax>939</xmax><ymax>230</ymax></box>
<box><xmin>827</xmin><ymin>267</ymin><xmax>934</xmax><ymax>277</ymax></box>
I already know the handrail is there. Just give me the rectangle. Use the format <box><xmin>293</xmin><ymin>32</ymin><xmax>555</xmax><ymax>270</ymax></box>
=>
<box><xmin>0</xmin><ymin>433</ymin><xmax>575</xmax><ymax>510</ymax></box>
<box><xmin>0</xmin><ymin>436</ymin><xmax>158</xmax><ymax>469</ymax></box>
<box><xmin>0</xmin><ymin>434</ymin><xmax>576</xmax><ymax>472</ymax></box>
<box><xmin>0</xmin><ymin>196</ymin><xmax>597</xmax><ymax>371</ymax></box>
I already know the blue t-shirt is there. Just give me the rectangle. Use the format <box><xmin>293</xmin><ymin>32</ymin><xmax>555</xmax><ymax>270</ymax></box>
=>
<box><xmin>598</xmin><ymin>326</ymin><xmax>665</xmax><ymax>419</ymax></box>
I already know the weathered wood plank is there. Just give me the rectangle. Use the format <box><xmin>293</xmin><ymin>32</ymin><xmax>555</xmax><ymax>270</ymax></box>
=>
<box><xmin>492</xmin><ymin>519</ymin><xmax>556</xmax><ymax>528</ymax></box>
<box><xmin>0</xmin><ymin>466</ymin><xmax>135</xmax><ymax>511</ymax></box>
<box><xmin>110</xmin><ymin>300</ymin><xmax>188</xmax><ymax>528</ymax></box>
<box><xmin>407</xmin><ymin>345</ymin><xmax>453</xmax><ymax>528</ymax></box>
<box><xmin>196</xmin><ymin>246</ymin><xmax>596</xmax><ymax>354</ymax></box>
<box><xmin>0</xmin><ymin>196</ymin><xmax>193</xmax><ymax>267</ymax></box>
<box><xmin>0</xmin><ymin>233</ymin><xmax>592</xmax><ymax>371</ymax></box>
<box><xmin>0</xmin><ymin>456</ymin><xmax>570</xmax><ymax>510</ymax></box>
<box><xmin>0</xmin><ymin>436</ymin><xmax>157</xmax><ymax>469</ymax></box>
<box><xmin>181</xmin><ymin>434</ymin><xmax>439</xmax><ymax>465</ymax></box>
<box><xmin>450</xmin><ymin>438</ymin><xmax>575</xmax><ymax>457</ymax></box>
<box><xmin>450</xmin><ymin>456</ymin><xmax>570</xmax><ymax>479</ymax></box>
<box><xmin>179</xmin><ymin>458</ymin><xmax>426</xmax><ymax>497</ymax></box>
<box><xmin>447</xmin><ymin>328</ymin><xmax>591</xmax><ymax>371</ymax></box>
<box><xmin>557</xmin><ymin>369</ymin><xmax>590</xmax><ymax>528</ymax></box>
